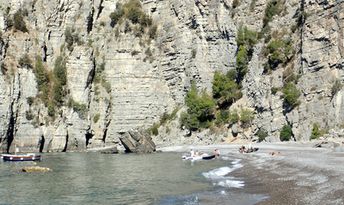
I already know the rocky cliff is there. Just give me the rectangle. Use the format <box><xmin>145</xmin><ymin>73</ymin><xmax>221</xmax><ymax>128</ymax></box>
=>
<box><xmin>0</xmin><ymin>0</ymin><xmax>343</xmax><ymax>152</ymax></box>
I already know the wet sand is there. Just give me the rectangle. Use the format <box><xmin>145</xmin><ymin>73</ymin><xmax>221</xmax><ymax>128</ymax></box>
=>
<box><xmin>159</xmin><ymin>142</ymin><xmax>344</xmax><ymax>204</ymax></box>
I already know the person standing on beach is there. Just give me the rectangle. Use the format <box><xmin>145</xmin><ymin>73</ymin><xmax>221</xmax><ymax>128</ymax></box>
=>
<box><xmin>214</xmin><ymin>149</ymin><xmax>220</xmax><ymax>157</ymax></box>
<box><xmin>190</xmin><ymin>149</ymin><xmax>195</xmax><ymax>157</ymax></box>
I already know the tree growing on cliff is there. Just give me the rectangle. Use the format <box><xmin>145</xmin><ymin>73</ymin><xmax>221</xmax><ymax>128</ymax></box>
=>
<box><xmin>34</xmin><ymin>56</ymin><xmax>50</xmax><ymax>104</ymax></box>
<box><xmin>53</xmin><ymin>56</ymin><xmax>67</xmax><ymax>106</ymax></box>
<box><xmin>212</xmin><ymin>71</ymin><xmax>242</xmax><ymax>108</ymax></box>
<box><xmin>180</xmin><ymin>83</ymin><xmax>215</xmax><ymax>130</ymax></box>
<box><xmin>236</xmin><ymin>26</ymin><xmax>258</xmax><ymax>82</ymax></box>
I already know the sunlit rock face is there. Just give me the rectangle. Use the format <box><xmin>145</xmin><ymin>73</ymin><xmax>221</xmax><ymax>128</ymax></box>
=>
<box><xmin>0</xmin><ymin>0</ymin><xmax>343</xmax><ymax>152</ymax></box>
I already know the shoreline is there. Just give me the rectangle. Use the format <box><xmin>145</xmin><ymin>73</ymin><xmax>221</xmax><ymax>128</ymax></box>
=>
<box><xmin>158</xmin><ymin>142</ymin><xmax>344</xmax><ymax>204</ymax></box>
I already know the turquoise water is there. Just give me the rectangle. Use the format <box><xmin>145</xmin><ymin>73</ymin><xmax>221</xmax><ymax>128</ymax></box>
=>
<box><xmin>0</xmin><ymin>152</ymin><xmax>226</xmax><ymax>204</ymax></box>
<box><xmin>0</xmin><ymin>152</ymin><xmax>266</xmax><ymax>205</ymax></box>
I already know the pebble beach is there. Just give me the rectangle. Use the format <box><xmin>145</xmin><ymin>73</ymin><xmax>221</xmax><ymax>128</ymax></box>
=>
<box><xmin>159</xmin><ymin>142</ymin><xmax>344</xmax><ymax>204</ymax></box>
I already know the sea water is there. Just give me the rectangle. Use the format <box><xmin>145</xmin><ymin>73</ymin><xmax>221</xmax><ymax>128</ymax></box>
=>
<box><xmin>0</xmin><ymin>152</ymin><xmax>266</xmax><ymax>205</ymax></box>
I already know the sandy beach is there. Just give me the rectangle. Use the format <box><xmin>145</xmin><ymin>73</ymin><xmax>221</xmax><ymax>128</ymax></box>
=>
<box><xmin>158</xmin><ymin>142</ymin><xmax>344</xmax><ymax>204</ymax></box>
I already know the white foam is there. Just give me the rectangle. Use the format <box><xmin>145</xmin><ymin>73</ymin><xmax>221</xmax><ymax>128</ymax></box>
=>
<box><xmin>202</xmin><ymin>167</ymin><xmax>232</xmax><ymax>179</ymax></box>
<box><xmin>232</xmin><ymin>159</ymin><xmax>242</xmax><ymax>165</ymax></box>
<box><xmin>217</xmin><ymin>179</ymin><xmax>245</xmax><ymax>188</ymax></box>
<box><xmin>202</xmin><ymin>159</ymin><xmax>245</xmax><ymax>189</ymax></box>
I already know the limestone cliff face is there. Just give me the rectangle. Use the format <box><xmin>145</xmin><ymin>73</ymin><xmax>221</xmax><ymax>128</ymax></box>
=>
<box><xmin>0</xmin><ymin>0</ymin><xmax>343</xmax><ymax>152</ymax></box>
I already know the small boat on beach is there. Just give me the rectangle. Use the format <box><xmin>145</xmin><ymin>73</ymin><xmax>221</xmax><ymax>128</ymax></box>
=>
<box><xmin>1</xmin><ymin>153</ymin><xmax>41</xmax><ymax>162</ymax></box>
<box><xmin>182</xmin><ymin>154</ymin><xmax>216</xmax><ymax>161</ymax></box>
<box><xmin>182</xmin><ymin>148</ymin><xmax>220</xmax><ymax>161</ymax></box>
<box><xmin>201</xmin><ymin>155</ymin><xmax>216</xmax><ymax>160</ymax></box>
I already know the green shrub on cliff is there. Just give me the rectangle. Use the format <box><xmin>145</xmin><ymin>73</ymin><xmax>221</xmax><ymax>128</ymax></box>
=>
<box><xmin>68</xmin><ymin>99</ymin><xmax>88</xmax><ymax>119</ymax></box>
<box><xmin>236</xmin><ymin>26</ymin><xmax>258</xmax><ymax>82</ymax></box>
<box><xmin>93</xmin><ymin>113</ymin><xmax>100</xmax><ymax>123</ymax></box>
<box><xmin>65</xmin><ymin>27</ymin><xmax>82</xmax><ymax>51</ymax></box>
<box><xmin>263</xmin><ymin>0</ymin><xmax>285</xmax><ymax>28</ymax></box>
<box><xmin>54</xmin><ymin>56</ymin><xmax>67</xmax><ymax>86</ymax></box>
<box><xmin>109</xmin><ymin>0</ymin><xmax>158</xmax><ymax>41</ymax></box>
<box><xmin>310</xmin><ymin>123</ymin><xmax>327</xmax><ymax>140</ymax></box>
<box><xmin>109</xmin><ymin>0</ymin><xmax>153</xmax><ymax>29</ymax></box>
<box><xmin>229</xmin><ymin>110</ymin><xmax>239</xmax><ymax>124</ymax></box>
<box><xmin>240</xmin><ymin>108</ymin><xmax>254</xmax><ymax>128</ymax></box>
<box><xmin>282</xmin><ymin>82</ymin><xmax>300</xmax><ymax>109</ymax></box>
<box><xmin>264</xmin><ymin>37</ymin><xmax>294</xmax><ymax>71</ymax></box>
<box><xmin>236</xmin><ymin>45</ymin><xmax>249</xmax><ymax>82</ymax></box>
<box><xmin>34</xmin><ymin>57</ymin><xmax>50</xmax><ymax>104</ymax></box>
<box><xmin>53</xmin><ymin>56</ymin><xmax>67</xmax><ymax>106</ymax></box>
<box><xmin>237</xmin><ymin>26</ymin><xmax>258</xmax><ymax>50</ymax></box>
<box><xmin>214</xmin><ymin>110</ymin><xmax>229</xmax><ymax>126</ymax></box>
<box><xmin>280</xmin><ymin>124</ymin><xmax>292</xmax><ymax>141</ymax></box>
<box><xmin>180</xmin><ymin>83</ymin><xmax>215</xmax><ymax>130</ymax></box>
<box><xmin>150</xmin><ymin>123</ymin><xmax>159</xmax><ymax>136</ymax></box>
<box><xmin>256</xmin><ymin>128</ymin><xmax>268</xmax><ymax>142</ymax></box>
<box><xmin>212</xmin><ymin>71</ymin><xmax>242</xmax><ymax>108</ymax></box>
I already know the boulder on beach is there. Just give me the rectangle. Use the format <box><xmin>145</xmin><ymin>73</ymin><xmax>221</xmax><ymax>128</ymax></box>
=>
<box><xmin>22</xmin><ymin>166</ymin><xmax>52</xmax><ymax>173</ymax></box>
<box><xmin>120</xmin><ymin>129</ymin><xmax>156</xmax><ymax>153</ymax></box>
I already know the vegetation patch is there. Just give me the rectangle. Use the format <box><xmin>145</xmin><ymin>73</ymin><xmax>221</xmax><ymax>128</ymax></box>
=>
<box><xmin>149</xmin><ymin>123</ymin><xmax>159</xmax><ymax>136</ymax></box>
<box><xmin>280</xmin><ymin>124</ymin><xmax>292</xmax><ymax>141</ymax></box>
<box><xmin>93</xmin><ymin>113</ymin><xmax>100</xmax><ymax>123</ymax></box>
<box><xmin>256</xmin><ymin>128</ymin><xmax>268</xmax><ymax>142</ymax></box>
<box><xmin>331</xmin><ymin>79</ymin><xmax>342</xmax><ymax>97</ymax></box>
<box><xmin>212</xmin><ymin>70</ymin><xmax>242</xmax><ymax>108</ymax></box>
<box><xmin>310</xmin><ymin>123</ymin><xmax>327</xmax><ymax>140</ymax></box>
<box><xmin>33</xmin><ymin>56</ymin><xmax>51</xmax><ymax>105</ymax></box>
<box><xmin>264</xmin><ymin>37</ymin><xmax>294</xmax><ymax>72</ymax></box>
<box><xmin>160</xmin><ymin>107</ymin><xmax>179</xmax><ymax>125</ymax></box>
<box><xmin>229</xmin><ymin>110</ymin><xmax>240</xmax><ymax>125</ymax></box>
<box><xmin>240</xmin><ymin>108</ymin><xmax>255</xmax><ymax>128</ymax></box>
<box><xmin>223</xmin><ymin>108</ymin><xmax>254</xmax><ymax>128</ymax></box>
<box><xmin>263</xmin><ymin>0</ymin><xmax>285</xmax><ymax>28</ymax></box>
<box><xmin>180</xmin><ymin>83</ymin><xmax>215</xmax><ymax>131</ymax></box>
<box><xmin>65</xmin><ymin>27</ymin><xmax>82</xmax><ymax>51</ymax></box>
<box><xmin>236</xmin><ymin>26</ymin><xmax>258</xmax><ymax>82</ymax></box>
<box><xmin>147</xmin><ymin>107</ymin><xmax>180</xmax><ymax>136</ymax></box>
<box><xmin>94</xmin><ymin>62</ymin><xmax>111</xmax><ymax>94</ymax></box>
<box><xmin>282</xmin><ymin>82</ymin><xmax>300</xmax><ymax>109</ymax></box>
<box><xmin>282</xmin><ymin>66</ymin><xmax>299</xmax><ymax>84</ymax></box>
<box><xmin>68</xmin><ymin>99</ymin><xmax>88</xmax><ymax>119</ymax></box>
<box><xmin>32</xmin><ymin>55</ymin><xmax>68</xmax><ymax>118</ymax></box>
<box><xmin>214</xmin><ymin>110</ymin><xmax>229</xmax><ymax>126</ymax></box>
<box><xmin>109</xmin><ymin>0</ymin><xmax>157</xmax><ymax>40</ymax></box>
<box><xmin>52</xmin><ymin>56</ymin><xmax>67</xmax><ymax>106</ymax></box>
